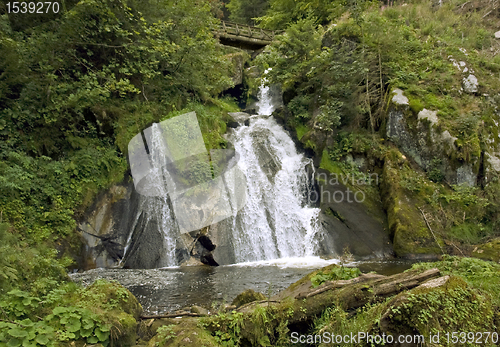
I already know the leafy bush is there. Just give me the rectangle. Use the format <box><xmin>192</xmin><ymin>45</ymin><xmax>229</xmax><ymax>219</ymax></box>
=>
<box><xmin>0</xmin><ymin>289</ymin><xmax>112</xmax><ymax>347</ymax></box>
<box><xmin>0</xmin><ymin>278</ymin><xmax>140</xmax><ymax>347</ymax></box>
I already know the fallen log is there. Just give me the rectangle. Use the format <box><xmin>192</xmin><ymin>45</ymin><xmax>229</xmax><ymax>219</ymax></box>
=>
<box><xmin>295</xmin><ymin>272</ymin><xmax>386</xmax><ymax>300</ymax></box>
<box><xmin>287</xmin><ymin>268</ymin><xmax>441</xmax><ymax>325</ymax></box>
<box><xmin>231</xmin><ymin>268</ymin><xmax>442</xmax><ymax>345</ymax></box>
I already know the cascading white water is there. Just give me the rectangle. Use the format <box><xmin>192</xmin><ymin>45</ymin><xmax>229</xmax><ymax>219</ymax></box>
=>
<box><xmin>122</xmin><ymin>124</ymin><xmax>179</xmax><ymax>267</ymax></box>
<box><xmin>224</xmin><ymin>84</ymin><xmax>322</xmax><ymax>263</ymax></box>
<box><xmin>256</xmin><ymin>70</ymin><xmax>274</xmax><ymax>116</ymax></box>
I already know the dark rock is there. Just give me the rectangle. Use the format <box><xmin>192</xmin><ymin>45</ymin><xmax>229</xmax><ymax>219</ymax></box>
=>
<box><xmin>313</xmin><ymin>169</ymin><xmax>392</xmax><ymax>258</ymax></box>
<box><xmin>200</xmin><ymin>253</ymin><xmax>219</xmax><ymax>266</ymax></box>
<box><xmin>244</xmin><ymin>119</ymin><xmax>250</xmax><ymax>126</ymax></box>
<box><xmin>243</xmin><ymin>107</ymin><xmax>257</xmax><ymax>114</ymax></box>
<box><xmin>227</xmin><ymin>121</ymin><xmax>239</xmax><ymax>128</ymax></box>
<box><xmin>228</xmin><ymin>111</ymin><xmax>251</xmax><ymax>124</ymax></box>
<box><xmin>198</xmin><ymin>235</ymin><xmax>216</xmax><ymax>252</ymax></box>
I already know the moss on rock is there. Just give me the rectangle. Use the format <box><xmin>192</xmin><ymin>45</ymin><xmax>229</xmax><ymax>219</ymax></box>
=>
<box><xmin>231</xmin><ymin>289</ymin><xmax>267</xmax><ymax>307</ymax></box>
<box><xmin>376</xmin><ymin>276</ymin><xmax>495</xmax><ymax>342</ymax></box>
<box><xmin>472</xmin><ymin>238</ymin><xmax>500</xmax><ymax>263</ymax></box>
<box><xmin>381</xmin><ymin>158</ymin><xmax>442</xmax><ymax>257</ymax></box>
<box><xmin>74</xmin><ymin>280</ymin><xmax>142</xmax><ymax>347</ymax></box>
<box><xmin>147</xmin><ymin>317</ymin><xmax>219</xmax><ymax>347</ymax></box>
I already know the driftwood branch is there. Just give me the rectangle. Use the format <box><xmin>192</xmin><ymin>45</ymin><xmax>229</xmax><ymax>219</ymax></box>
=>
<box><xmin>460</xmin><ymin>1</ymin><xmax>470</xmax><ymax>9</ymax></box>
<box><xmin>140</xmin><ymin>312</ymin><xmax>202</xmax><ymax>319</ymax></box>
<box><xmin>483</xmin><ymin>10</ymin><xmax>493</xmax><ymax>18</ymax></box>
<box><xmin>287</xmin><ymin>268</ymin><xmax>440</xmax><ymax>325</ymax></box>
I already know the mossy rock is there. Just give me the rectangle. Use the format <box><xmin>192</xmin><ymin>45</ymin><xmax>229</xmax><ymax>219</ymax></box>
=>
<box><xmin>75</xmin><ymin>280</ymin><xmax>142</xmax><ymax>347</ymax></box>
<box><xmin>376</xmin><ymin>276</ymin><xmax>495</xmax><ymax>341</ymax></box>
<box><xmin>381</xmin><ymin>159</ymin><xmax>442</xmax><ymax>257</ymax></box>
<box><xmin>231</xmin><ymin>289</ymin><xmax>267</xmax><ymax>307</ymax></box>
<box><xmin>147</xmin><ymin>317</ymin><xmax>218</xmax><ymax>347</ymax></box>
<box><xmin>472</xmin><ymin>238</ymin><xmax>500</xmax><ymax>263</ymax></box>
<box><xmin>113</xmin><ymin>311</ymin><xmax>138</xmax><ymax>347</ymax></box>
<box><xmin>84</xmin><ymin>280</ymin><xmax>143</xmax><ymax>319</ymax></box>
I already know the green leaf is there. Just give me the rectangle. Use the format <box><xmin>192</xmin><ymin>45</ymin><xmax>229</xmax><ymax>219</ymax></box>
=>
<box><xmin>99</xmin><ymin>325</ymin><xmax>110</xmax><ymax>332</ymax></box>
<box><xmin>81</xmin><ymin>317</ymin><xmax>94</xmax><ymax>330</ymax></box>
<box><xmin>7</xmin><ymin>328</ymin><xmax>27</xmax><ymax>338</ymax></box>
<box><xmin>80</xmin><ymin>328</ymin><xmax>93</xmax><ymax>338</ymax></box>
<box><xmin>52</xmin><ymin>307</ymin><xmax>67</xmax><ymax>315</ymax></box>
<box><xmin>94</xmin><ymin>328</ymin><xmax>109</xmax><ymax>342</ymax></box>
<box><xmin>35</xmin><ymin>334</ymin><xmax>49</xmax><ymax>346</ymax></box>
<box><xmin>87</xmin><ymin>336</ymin><xmax>98</xmax><ymax>344</ymax></box>
<box><xmin>66</xmin><ymin>318</ymin><xmax>81</xmax><ymax>333</ymax></box>
<box><xmin>6</xmin><ymin>338</ymin><xmax>21</xmax><ymax>347</ymax></box>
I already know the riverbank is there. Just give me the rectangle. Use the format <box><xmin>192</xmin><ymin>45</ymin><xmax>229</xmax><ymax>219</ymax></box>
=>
<box><xmin>130</xmin><ymin>256</ymin><xmax>500</xmax><ymax>347</ymax></box>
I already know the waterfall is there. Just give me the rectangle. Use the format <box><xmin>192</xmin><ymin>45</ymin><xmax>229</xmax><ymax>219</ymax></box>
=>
<box><xmin>122</xmin><ymin>83</ymin><xmax>322</xmax><ymax>267</ymax></box>
<box><xmin>122</xmin><ymin>124</ymin><xmax>181</xmax><ymax>268</ymax></box>
<box><xmin>223</xmin><ymin>83</ymin><xmax>322</xmax><ymax>263</ymax></box>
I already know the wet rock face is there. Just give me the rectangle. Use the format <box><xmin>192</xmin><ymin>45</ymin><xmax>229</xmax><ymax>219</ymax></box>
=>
<box><xmin>251</xmin><ymin>128</ymin><xmax>282</xmax><ymax>180</ymax></box>
<box><xmin>314</xmin><ymin>168</ymin><xmax>393</xmax><ymax>258</ymax></box>
<box><xmin>78</xmin><ymin>181</ymin><xmax>135</xmax><ymax>268</ymax></box>
<box><xmin>79</xmin><ymin>178</ymin><xmax>221</xmax><ymax>270</ymax></box>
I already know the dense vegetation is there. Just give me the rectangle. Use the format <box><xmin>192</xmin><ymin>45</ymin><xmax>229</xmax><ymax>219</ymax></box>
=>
<box><xmin>0</xmin><ymin>0</ymin><xmax>237</xmax><ymax>345</ymax></box>
<box><xmin>1</xmin><ymin>0</ymin><xmax>500</xmax><ymax>345</ymax></box>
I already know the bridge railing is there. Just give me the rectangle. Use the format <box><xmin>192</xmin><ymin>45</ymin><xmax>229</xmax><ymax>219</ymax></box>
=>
<box><xmin>217</xmin><ymin>21</ymin><xmax>278</xmax><ymax>43</ymax></box>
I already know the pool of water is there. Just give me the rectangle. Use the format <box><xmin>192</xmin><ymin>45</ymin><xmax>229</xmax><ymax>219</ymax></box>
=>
<box><xmin>70</xmin><ymin>257</ymin><xmax>422</xmax><ymax>315</ymax></box>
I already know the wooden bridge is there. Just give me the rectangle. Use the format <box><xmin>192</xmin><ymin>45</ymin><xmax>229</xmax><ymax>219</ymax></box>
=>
<box><xmin>216</xmin><ymin>21</ymin><xmax>278</xmax><ymax>50</ymax></box>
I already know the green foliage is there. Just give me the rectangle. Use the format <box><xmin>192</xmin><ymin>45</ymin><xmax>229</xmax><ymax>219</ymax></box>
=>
<box><xmin>312</xmin><ymin>301</ymin><xmax>388</xmax><ymax>347</ymax></box>
<box><xmin>0</xmin><ymin>223</ymin><xmax>18</xmax><ymax>292</ymax></box>
<box><xmin>226</xmin><ymin>0</ymin><xmax>269</xmax><ymax>25</ymax></box>
<box><xmin>328</xmin><ymin>132</ymin><xmax>354</xmax><ymax>162</ymax></box>
<box><xmin>156</xmin><ymin>325</ymin><xmax>176</xmax><ymax>346</ymax></box>
<box><xmin>0</xmin><ymin>290</ymin><xmax>112</xmax><ymax>347</ymax></box>
<box><xmin>204</xmin><ymin>299</ymin><xmax>296</xmax><ymax>347</ymax></box>
<box><xmin>428</xmin><ymin>157</ymin><xmax>444</xmax><ymax>183</ymax></box>
<box><xmin>0</xmin><ymin>279</ymin><xmax>140</xmax><ymax>347</ymax></box>
<box><xmin>258</xmin><ymin>17</ymin><xmax>366</xmax><ymax>131</ymax></box>
<box><xmin>311</xmin><ymin>266</ymin><xmax>361</xmax><ymax>288</ymax></box>
<box><xmin>257</xmin><ymin>0</ymin><xmax>365</xmax><ymax>29</ymax></box>
<box><xmin>203</xmin><ymin>311</ymin><xmax>244</xmax><ymax>347</ymax></box>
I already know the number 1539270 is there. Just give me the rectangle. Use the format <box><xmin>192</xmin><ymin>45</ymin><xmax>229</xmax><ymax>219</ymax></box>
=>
<box><xmin>6</xmin><ymin>2</ymin><xmax>60</xmax><ymax>14</ymax></box>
